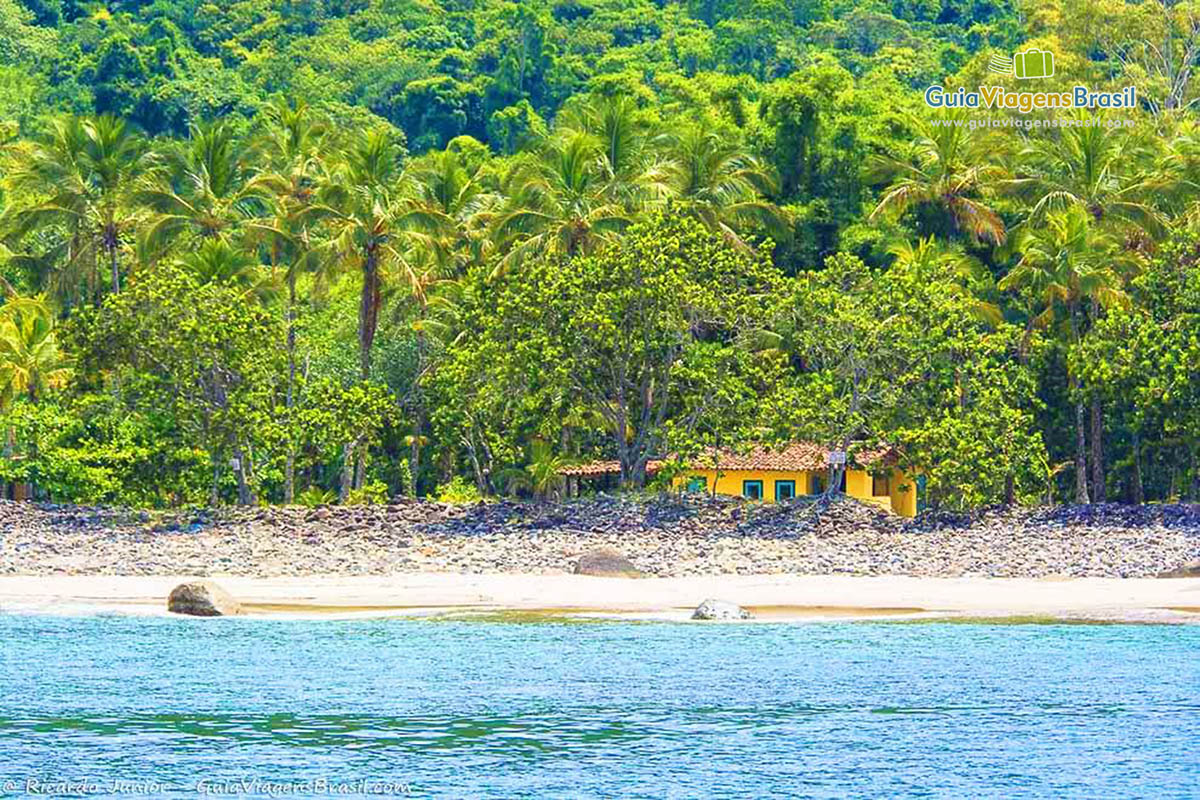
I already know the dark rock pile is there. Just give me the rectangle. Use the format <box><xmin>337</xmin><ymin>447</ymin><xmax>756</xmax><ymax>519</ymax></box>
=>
<box><xmin>415</xmin><ymin>493</ymin><xmax>902</xmax><ymax>539</ymax></box>
<box><xmin>912</xmin><ymin>503</ymin><xmax>1200</xmax><ymax>532</ymax></box>
<box><xmin>1</xmin><ymin>495</ymin><xmax>1198</xmax><ymax>578</ymax></box>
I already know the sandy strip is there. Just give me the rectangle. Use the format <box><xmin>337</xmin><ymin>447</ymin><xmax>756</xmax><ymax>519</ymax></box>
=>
<box><xmin>2</xmin><ymin>573</ymin><xmax>1200</xmax><ymax>622</ymax></box>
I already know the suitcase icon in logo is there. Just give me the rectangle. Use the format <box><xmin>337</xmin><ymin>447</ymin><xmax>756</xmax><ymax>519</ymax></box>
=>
<box><xmin>1013</xmin><ymin>48</ymin><xmax>1054</xmax><ymax>79</ymax></box>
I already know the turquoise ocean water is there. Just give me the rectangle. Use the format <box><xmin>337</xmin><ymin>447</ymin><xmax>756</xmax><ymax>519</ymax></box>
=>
<box><xmin>0</xmin><ymin>615</ymin><xmax>1198</xmax><ymax>798</ymax></box>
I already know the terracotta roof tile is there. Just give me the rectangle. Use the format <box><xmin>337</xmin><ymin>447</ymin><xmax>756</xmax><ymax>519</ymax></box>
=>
<box><xmin>559</xmin><ymin>459</ymin><xmax>665</xmax><ymax>477</ymax></box>
<box><xmin>560</xmin><ymin>442</ymin><xmax>897</xmax><ymax>477</ymax></box>
<box><xmin>686</xmin><ymin>442</ymin><xmax>829</xmax><ymax>471</ymax></box>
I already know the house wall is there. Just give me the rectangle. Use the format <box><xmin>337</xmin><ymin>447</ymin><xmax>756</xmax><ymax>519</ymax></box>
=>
<box><xmin>683</xmin><ymin>469</ymin><xmax>815</xmax><ymax>500</ymax></box>
<box><xmin>888</xmin><ymin>468</ymin><xmax>918</xmax><ymax>518</ymax></box>
<box><xmin>677</xmin><ymin>467</ymin><xmax>917</xmax><ymax>518</ymax></box>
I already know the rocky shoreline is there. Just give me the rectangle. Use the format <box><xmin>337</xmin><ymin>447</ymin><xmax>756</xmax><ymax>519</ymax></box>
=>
<box><xmin>1</xmin><ymin>495</ymin><xmax>1199</xmax><ymax>579</ymax></box>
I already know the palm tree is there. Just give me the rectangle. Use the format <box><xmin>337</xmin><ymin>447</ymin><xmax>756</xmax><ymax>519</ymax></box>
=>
<box><xmin>319</xmin><ymin>128</ymin><xmax>405</xmax><ymax>383</ymax></box>
<box><xmin>5</xmin><ymin>114</ymin><xmax>154</xmax><ymax>300</ymax></box>
<box><xmin>869</xmin><ymin>110</ymin><xmax>1007</xmax><ymax>245</ymax></box>
<box><xmin>0</xmin><ymin>295</ymin><xmax>72</xmax><ymax>500</ymax></box>
<box><xmin>491</xmin><ymin>132</ymin><xmax>634</xmax><ymax>276</ymax></box>
<box><xmin>497</xmin><ymin>438</ymin><xmax>569</xmax><ymax>501</ymax></box>
<box><xmin>665</xmin><ymin>126</ymin><xmax>788</xmax><ymax>250</ymax></box>
<box><xmin>246</xmin><ymin>98</ymin><xmax>332</xmax><ymax>503</ymax></box>
<box><xmin>399</xmin><ymin>146</ymin><xmax>497</xmax><ymax>275</ymax></box>
<box><xmin>0</xmin><ymin>295</ymin><xmax>72</xmax><ymax>407</ymax></box>
<box><xmin>329</xmin><ymin>144</ymin><xmax>496</xmax><ymax>496</ymax></box>
<box><xmin>138</xmin><ymin>120</ymin><xmax>258</xmax><ymax>255</ymax></box>
<box><xmin>491</xmin><ymin>94</ymin><xmax>671</xmax><ymax>277</ymax></box>
<box><xmin>557</xmin><ymin>94</ymin><xmax>671</xmax><ymax>207</ymax></box>
<box><xmin>1008</xmin><ymin>121</ymin><xmax>1166</xmax><ymax>502</ymax></box>
<box><xmin>320</xmin><ymin>134</ymin><xmax>491</xmax><ymax>494</ymax></box>
<box><xmin>999</xmin><ymin>207</ymin><xmax>1133</xmax><ymax>503</ymax></box>
<box><xmin>176</xmin><ymin>238</ymin><xmax>272</xmax><ymax>299</ymax></box>
<box><xmin>1008</xmin><ymin>117</ymin><xmax>1163</xmax><ymax>236</ymax></box>
<box><xmin>887</xmin><ymin>237</ymin><xmax>1001</xmax><ymax>324</ymax></box>
<box><xmin>1155</xmin><ymin>118</ymin><xmax>1200</xmax><ymax>227</ymax></box>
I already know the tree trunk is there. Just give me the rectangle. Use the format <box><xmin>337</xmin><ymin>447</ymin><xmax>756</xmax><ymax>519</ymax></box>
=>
<box><xmin>210</xmin><ymin>451</ymin><xmax>220</xmax><ymax>507</ymax></box>
<box><xmin>106</xmin><ymin>229</ymin><xmax>120</xmax><ymax>294</ymax></box>
<box><xmin>1191</xmin><ymin>443</ymin><xmax>1200</xmax><ymax>503</ymax></box>
<box><xmin>1073</xmin><ymin>394</ymin><xmax>1090</xmax><ymax>504</ymax></box>
<box><xmin>1090</xmin><ymin>397</ymin><xmax>1105</xmax><ymax>502</ymax></box>
<box><xmin>409</xmin><ymin>409</ymin><xmax>424</xmax><ymax>498</ymax></box>
<box><xmin>2</xmin><ymin>424</ymin><xmax>13</xmax><ymax>500</ymax></box>
<box><xmin>823</xmin><ymin>433</ymin><xmax>853</xmax><ymax>503</ymax></box>
<box><xmin>822</xmin><ymin>368</ymin><xmax>861</xmax><ymax>504</ymax></box>
<box><xmin>339</xmin><ymin>440</ymin><xmax>356</xmax><ymax>503</ymax></box>
<box><xmin>245</xmin><ymin>445</ymin><xmax>259</xmax><ymax>506</ymax></box>
<box><xmin>1068</xmin><ymin>303</ymin><xmax>1089</xmax><ymax>504</ymax></box>
<box><xmin>358</xmin><ymin>247</ymin><xmax>381</xmax><ymax>382</ymax></box>
<box><xmin>233</xmin><ymin>444</ymin><xmax>252</xmax><ymax>506</ymax></box>
<box><xmin>1132</xmin><ymin>428</ymin><xmax>1145</xmax><ymax>505</ymax></box>
<box><xmin>824</xmin><ymin>464</ymin><xmax>846</xmax><ymax>501</ymax></box>
<box><xmin>284</xmin><ymin>273</ymin><xmax>297</xmax><ymax>504</ymax></box>
<box><xmin>407</xmin><ymin>329</ymin><xmax>428</xmax><ymax>497</ymax></box>
<box><xmin>354</xmin><ymin>443</ymin><xmax>366</xmax><ymax>491</ymax></box>
<box><xmin>465</xmin><ymin>430</ymin><xmax>488</xmax><ymax>495</ymax></box>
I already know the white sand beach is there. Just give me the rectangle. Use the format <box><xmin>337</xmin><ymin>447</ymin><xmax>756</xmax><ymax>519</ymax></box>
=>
<box><xmin>2</xmin><ymin>573</ymin><xmax>1200</xmax><ymax>622</ymax></box>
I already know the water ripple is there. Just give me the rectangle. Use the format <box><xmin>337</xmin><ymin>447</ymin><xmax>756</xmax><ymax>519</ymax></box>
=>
<box><xmin>0</xmin><ymin>616</ymin><xmax>1197</xmax><ymax>797</ymax></box>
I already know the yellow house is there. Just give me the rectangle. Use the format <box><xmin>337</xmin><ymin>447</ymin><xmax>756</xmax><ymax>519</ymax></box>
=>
<box><xmin>672</xmin><ymin>442</ymin><xmax>918</xmax><ymax>517</ymax></box>
<box><xmin>561</xmin><ymin>442</ymin><xmax>920</xmax><ymax>517</ymax></box>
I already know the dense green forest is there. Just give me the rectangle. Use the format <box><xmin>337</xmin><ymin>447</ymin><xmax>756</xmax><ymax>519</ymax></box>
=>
<box><xmin>0</xmin><ymin>0</ymin><xmax>1198</xmax><ymax>509</ymax></box>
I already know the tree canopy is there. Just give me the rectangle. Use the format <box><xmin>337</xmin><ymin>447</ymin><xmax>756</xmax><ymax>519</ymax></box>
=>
<box><xmin>0</xmin><ymin>0</ymin><xmax>1197</xmax><ymax>508</ymax></box>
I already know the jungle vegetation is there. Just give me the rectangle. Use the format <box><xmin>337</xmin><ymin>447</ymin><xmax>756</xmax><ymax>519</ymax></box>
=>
<box><xmin>0</xmin><ymin>0</ymin><xmax>1199</xmax><ymax>510</ymax></box>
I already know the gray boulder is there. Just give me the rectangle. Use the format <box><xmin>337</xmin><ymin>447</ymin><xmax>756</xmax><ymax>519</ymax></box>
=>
<box><xmin>573</xmin><ymin>549</ymin><xmax>647</xmax><ymax>578</ymax></box>
<box><xmin>167</xmin><ymin>580</ymin><xmax>242</xmax><ymax>616</ymax></box>
<box><xmin>692</xmin><ymin>598</ymin><xmax>752</xmax><ymax>620</ymax></box>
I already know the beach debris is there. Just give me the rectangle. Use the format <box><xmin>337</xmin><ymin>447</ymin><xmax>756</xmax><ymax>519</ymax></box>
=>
<box><xmin>692</xmin><ymin>599</ymin><xmax>752</xmax><ymax>620</ymax></box>
<box><xmin>167</xmin><ymin>580</ymin><xmax>242</xmax><ymax>616</ymax></box>
<box><xmin>573</xmin><ymin>548</ymin><xmax>647</xmax><ymax>578</ymax></box>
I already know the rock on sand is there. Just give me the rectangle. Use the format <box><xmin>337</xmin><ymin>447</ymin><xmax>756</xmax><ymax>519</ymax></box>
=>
<box><xmin>573</xmin><ymin>549</ymin><xmax>647</xmax><ymax>578</ymax></box>
<box><xmin>692</xmin><ymin>598</ymin><xmax>752</xmax><ymax>620</ymax></box>
<box><xmin>167</xmin><ymin>580</ymin><xmax>242</xmax><ymax>616</ymax></box>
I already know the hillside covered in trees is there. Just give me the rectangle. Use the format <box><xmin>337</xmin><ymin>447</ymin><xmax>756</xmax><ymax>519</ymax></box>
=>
<box><xmin>0</xmin><ymin>0</ymin><xmax>1198</xmax><ymax>509</ymax></box>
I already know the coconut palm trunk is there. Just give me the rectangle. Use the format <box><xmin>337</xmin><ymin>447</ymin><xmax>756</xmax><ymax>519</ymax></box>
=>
<box><xmin>1088</xmin><ymin>298</ymin><xmax>1104</xmax><ymax>502</ymax></box>
<box><xmin>1090</xmin><ymin>399</ymin><xmax>1105</xmax><ymax>502</ymax></box>
<box><xmin>1191</xmin><ymin>444</ymin><xmax>1200</xmax><ymax>503</ymax></box>
<box><xmin>106</xmin><ymin>233</ymin><xmax>120</xmax><ymax>294</ymax></box>
<box><xmin>339</xmin><ymin>440</ymin><xmax>356</xmax><ymax>503</ymax></box>
<box><xmin>358</xmin><ymin>245</ymin><xmax>381</xmax><ymax>382</ymax></box>
<box><xmin>1068</xmin><ymin>302</ymin><xmax>1090</xmax><ymax>504</ymax></box>
<box><xmin>407</xmin><ymin>329</ymin><xmax>429</xmax><ymax>497</ymax></box>
<box><xmin>1072</xmin><ymin>393</ymin><xmax>1090</xmax><ymax>504</ymax></box>
<box><xmin>1131</xmin><ymin>428</ymin><xmax>1145</xmax><ymax>504</ymax></box>
<box><xmin>409</xmin><ymin>408</ymin><xmax>424</xmax><ymax>497</ymax></box>
<box><xmin>284</xmin><ymin>272</ymin><xmax>297</xmax><ymax>504</ymax></box>
<box><xmin>352</xmin><ymin>245</ymin><xmax>382</xmax><ymax>492</ymax></box>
